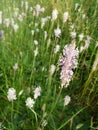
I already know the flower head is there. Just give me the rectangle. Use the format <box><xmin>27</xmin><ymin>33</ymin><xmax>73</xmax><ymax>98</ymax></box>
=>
<box><xmin>34</xmin><ymin>47</ymin><xmax>38</xmax><ymax>57</ymax></box>
<box><xmin>50</xmin><ymin>64</ymin><xmax>56</xmax><ymax>76</ymax></box>
<box><xmin>54</xmin><ymin>27</ymin><xmax>61</xmax><ymax>38</ymax></box>
<box><xmin>25</xmin><ymin>97</ymin><xmax>35</xmax><ymax>109</ymax></box>
<box><xmin>60</xmin><ymin>40</ymin><xmax>79</xmax><ymax>87</ymax></box>
<box><xmin>12</xmin><ymin>23</ymin><xmax>19</xmax><ymax>32</ymax></box>
<box><xmin>63</xmin><ymin>12</ymin><xmax>69</xmax><ymax>23</ymax></box>
<box><xmin>3</xmin><ymin>18</ymin><xmax>10</xmax><ymax>27</ymax></box>
<box><xmin>79</xmin><ymin>33</ymin><xmax>84</xmax><ymax>41</ymax></box>
<box><xmin>54</xmin><ymin>44</ymin><xmax>60</xmax><ymax>54</ymax></box>
<box><xmin>70</xmin><ymin>31</ymin><xmax>76</xmax><ymax>39</ymax></box>
<box><xmin>52</xmin><ymin>9</ymin><xmax>58</xmax><ymax>21</ymax></box>
<box><xmin>34</xmin><ymin>40</ymin><xmax>38</xmax><ymax>45</ymax></box>
<box><xmin>13</xmin><ymin>63</ymin><xmax>18</xmax><ymax>71</ymax></box>
<box><xmin>64</xmin><ymin>95</ymin><xmax>71</xmax><ymax>106</ymax></box>
<box><xmin>34</xmin><ymin>86</ymin><xmax>41</xmax><ymax>99</ymax></box>
<box><xmin>7</xmin><ymin>88</ymin><xmax>17</xmax><ymax>101</ymax></box>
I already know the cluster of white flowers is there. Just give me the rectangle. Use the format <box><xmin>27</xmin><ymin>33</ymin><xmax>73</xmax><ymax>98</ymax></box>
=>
<box><xmin>3</xmin><ymin>18</ymin><xmax>10</xmax><ymax>28</ymax></box>
<box><xmin>54</xmin><ymin>44</ymin><xmax>60</xmax><ymax>54</ymax></box>
<box><xmin>52</xmin><ymin>9</ymin><xmax>58</xmax><ymax>21</ymax></box>
<box><xmin>13</xmin><ymin>63</ymin><xmax>18</xmax><ymax>71</ymax></box>
<box><xmin>34</xmin><ymin>40</ymin><xmax>39</xmax><ymax>45</ymax></box>
<box><xmin>49</xmin><ymin>64</ymin><xmax>56</xmax><ymax>76</ymax></box>
<box><xmin>44</xmin><ymin>31</ymin><xmax>47</xmax><ymax>40</ymax></box>
<box><xmin>12</xmin><ymin>23</ymin><xmax>19</xmax><ymax>32</ymax></box>
<box><xmin>41</xmin><ymin>17</ymin><xmax>50</xmax><ymax>28</ymax></box>
<box><xmin>64</xmin><ymin>95</ymin><xmax>71</xmax><ymax>106</ymax></box>
<box><xmin>34</xmin><ymin>86</ymin><xmax>41</xmax><ymax>99</ymax></box>
<box><xmin>79</xmin><ymin>33</ymin><xmax>84</xmax><ymax>41</ymax></box>
<box><xmin>80</xmin><ymin>35</ymin><xmax>91</xmax><ymax>52</ymax></box>
<box><xmin>25</xmin><ymin>1</ymin><xmax>29</xmax><ymax>11</ymax></box>
<box><xmin>33</xmin><ymin>4</ymin><xmax>45</xmax><ymax>17</ymax></box>
<box><xmin>75</xmin><ymin>3</ymin><xmax>79</xmax><ymax>10</ymax></box>
<box><xmin>34</xmin><ymin>47</ymin><xmax>38</xmax><ymax>57</ymax></box>
<box><xmin>7</xmin><ymin>88</ymin><xmax>17</xmax><ymax>101</ymax></box>
<box><xmin>63</xmin><ymin>12</ymin><xmax>69</xmax><ymax>23</ymax></box>
<box><xmin>60</xmin><ymin>40</ymin><xmax>79</xmax><ymax>87</ymax></box>
<box><xmin>70</xmin><ymin>31</ymin><xmax>76</xmax><ymax>39</ymax></box>
<box><xmin>25</xmin><ymin>97</ymin><xmax>35</xmax><ymax>109</ymax></box>
<box><xmin>26</xmin><ymin>87</ymin><xmax>41</xmax><ymax>109</ymax></box>
<box><xmin>31</xmin><ymin>30</ymin><xmax>34</xmax><ymax>35</ymax></box>
<box><xmin>14</xmin><ymin>8</ymin><xmax>19</xmax><ymax>17</ymax></box>
<box><xmin>54</xmin><ymin>27</ymin><xmax>61</xmax><ymax>38</ymax></box>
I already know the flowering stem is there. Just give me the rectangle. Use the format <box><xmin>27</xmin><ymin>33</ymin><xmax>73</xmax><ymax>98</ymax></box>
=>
<box><xmin>29</xmin><ymin>56</ymin><xmax>36</xmax><ymax>86</ymax></box>
<box><xmin>11</xmin><ymin>101</ymin><xmax>14</xmax><ymax>129</ymax></box>
<box><xmin>30</xmin><ymin>109</ymin><xmax>38</xmax><ymax>123</ymax></box>
<box><xmin>47</xmin><ymin>87</ymin><xmax>62</xmax><ymax>120</ymax></box>
<box><xmin>81</xmin><ymin>71</ymin><xmax>93</xmax><ymax>98</ymax></box>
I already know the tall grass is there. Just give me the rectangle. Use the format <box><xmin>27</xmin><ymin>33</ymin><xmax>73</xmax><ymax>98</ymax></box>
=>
<box><xmin>0</xmin><ymin>0</ymin><xmax>98</xmax><ymax>130</ymax></box>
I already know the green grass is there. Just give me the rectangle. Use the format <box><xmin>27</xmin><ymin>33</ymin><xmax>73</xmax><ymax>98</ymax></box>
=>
<box><xmin>0</xmin><ymin>0</ymin><xmax>98</xmax><ymax>130</ymax></box>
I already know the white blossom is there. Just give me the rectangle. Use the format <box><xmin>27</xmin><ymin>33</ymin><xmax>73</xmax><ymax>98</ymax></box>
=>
<box><xmin>14</xmin><ymin>8</ymin><xmax>19</xmax><ymax>17</ymax></box>
<box><xmin>54</xmin><ymin>44</ymin><xmax>60</xmax><ymax>54</ymax></box>
<box><xmin>44</xmin><ymin>31</ymin><xmax>47</xmax><ymax>40</ymax></box>
<box><xmin>35</xmin><ymin>4</ymin><xmax>41</xmax><ymax>17</ymax></box>
<box><xmin>34</xmin><ymin>86</ymin><xmax>41</xmax><ymax>99</ymax></box>
<box><xmin>70</xmin><ymin>31</ymin><xmax>76</xmax><ymax>39</ymax></box>
<box><xmin>34</xmin><ymin>47</ymin><xmax>38</xmax><ymax>57</ymax></box>
<box><xmin>40</xmin><ymin>7</ymin><xmax>45</xmax><ymax>13</ymax></box>
<box><xmin>54</xmin><ymin>27</ymin><xmax>61</xmax><ymax>38</ymax></box>
<box><xmin>50</xmin><ymin>64</ymin><xmax>56</xmax><ymax>75</ymax></box>
<box><xmin>52</xmin><ymin>9</ymin><xmax>58</xmax><ymax>21</ymax></box>
<box><xmin>31</xmin><ymin>30</ymin><xmax>34</xmax><ymax>35</ymax></box>
<box><xmin>41</xmin><ymin>18</ymin><xmax>47</xmax><ymax>28</ymax></box>
<box><xmin>82</xmin><ymin>14</ymin><xmax>86</xmax><ymax>19</ymax></box>
<box><xmin>3</xmin><ymin>18</ymin><xmax>10</xmax><ymax>27</ymax></box>
<box><xmin>13</xmin><ymin>63</ymin><xmax>18</xmax><ymax>71</ymax></box>
<box><xmin>30</xmin><ymin>7</ymin><xmax>33</xmax><ymax>12</ymax></box>
<box><xmin>75</xmin><ymin>3</ymin><xmax>79</xmax><ymax>10</ymax></box>
<box><xmin>80</xmin><ymin>36</ymin><xmax>91</xmax><ymax>52</ymax></box>
<box><xmin>7</xmin><ymin>88</ymin><xmax>17</xmax><ymax>101</ymax></box>
<box><xmin>79</xmin><ymin>33</ymin><xmax>84</xmax><ymax>41</ymax></box>
<box><xmin>34</xmin><ymin>40</ymin><xmax>38</xmax><ymax>45</ymax></box>
<box><xmin>47</xmin><ymin>39</ymin><xmax>51</xmax><ymax>48</ymax></box>
<box><xmin>12</xmin><ymin>23</ymin><xmax>19</xmax><ymax>32</ymax></box>
<box><xmin>25</xmin><ymin>97</ymin><xmax>35</xmax><ymax>109</ymax></box>
<box><xmin>64</xmin><ymin>95</ymin><xmax>71</xmax><ymax>106</ymax></box>
<box><xmin>18</xmin><ymin>14</ymin><xmax>23</xmax><ymax>22</ymax></box>
<box><xmin>25</xmin><ymin>1</ymin><xmax>28</xmax><ymax>11</ymax></box>
<box><xmin>63</xmin><ymin>12</ymin><xmax>69</xmax><ymax>23</ymax></box>
<box><xmin>18</xmin><ymin>90</ymin><xmax>23</xmax><ymax>96</ymax></box>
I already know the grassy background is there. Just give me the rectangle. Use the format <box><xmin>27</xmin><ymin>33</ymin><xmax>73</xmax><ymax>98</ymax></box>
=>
<box><xmin>0</xmin><ymin>0</ymin><xmax>98</xmax><ymax>130</ymax></box>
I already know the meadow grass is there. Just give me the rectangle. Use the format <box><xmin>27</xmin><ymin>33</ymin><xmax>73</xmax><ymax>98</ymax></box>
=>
<box><xmin>0</xmin><ymin>0</ymin><xmax>98</xmax><ymax>130</ymax></box>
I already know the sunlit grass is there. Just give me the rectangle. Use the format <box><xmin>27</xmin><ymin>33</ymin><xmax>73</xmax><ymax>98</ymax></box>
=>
<box><xmin>0</xmin><ymin>0</ymin><xmax>98</xmax><ymax>130</ymax></box>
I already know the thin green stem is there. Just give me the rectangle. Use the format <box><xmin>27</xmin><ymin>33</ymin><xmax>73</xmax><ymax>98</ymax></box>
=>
<box><xmin>11</xmin><ymin>101</ymin><xmax>13</xmax><ymax>129</ymax></box>
<box><xmin>47</xmin><ymin>87</ymin><xmax>63</xmax><ymax>121</ymax></box>
<box><xmin>57</xmin><ymin>106</ymin><xmax>87</xmax><ymax>130</ymax></box>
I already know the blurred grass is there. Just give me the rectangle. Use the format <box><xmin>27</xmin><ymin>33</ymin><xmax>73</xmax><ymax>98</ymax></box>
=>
<box><xmin>0</xmin><ymin>0</ymin><xmax>98</xmax><ymax>129</ymax></box>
